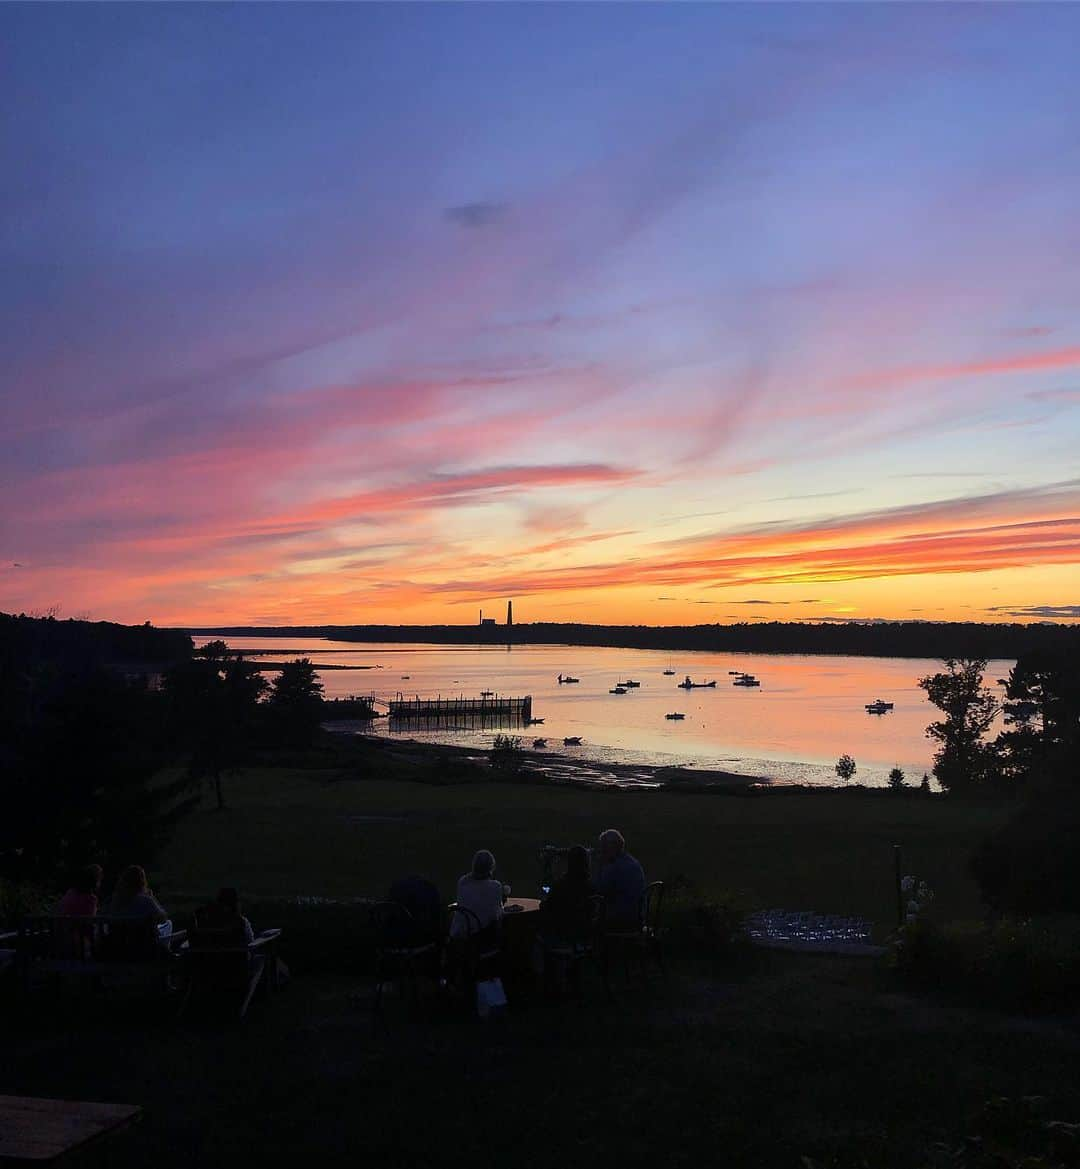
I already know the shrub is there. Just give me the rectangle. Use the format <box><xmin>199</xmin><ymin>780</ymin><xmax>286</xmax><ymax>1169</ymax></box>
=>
<box><xmin>490</xmin><ymin>734</ymin><xmax>525</xmax><ymax>774</ymax></box>
<box><xmin>971</xmin><ymin>793</ymin><xmax>1080</xmax><ymax>916</ymax></box>
<box><xmin>0</xmin><ymin>879</ymin><xmax>55</xmax><ymax>928</ymax></box>
<box><xmin>835</xmin><ymin>754</ymin><xmax>857</xmax><ymax>782</ymax></box>
<box><xmin>888</xmin><ymin>914</ymin><xmax>1080</xmax><ymax>1011</ymax></box>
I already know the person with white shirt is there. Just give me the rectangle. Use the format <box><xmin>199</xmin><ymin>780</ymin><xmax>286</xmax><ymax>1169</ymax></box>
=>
<box><xmin>451</xmin><ymin>849</ymin><xmax>504</xmax><ymax>940</ymax></box>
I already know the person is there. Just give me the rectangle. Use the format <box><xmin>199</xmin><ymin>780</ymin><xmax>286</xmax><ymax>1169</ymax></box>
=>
<box><xmin>596</xmin><ymin>829</ymin><xmax>645</xmax><ymax>930</ymax></box>
<box><xmin>450</xmin><ymin>850</ymin><xmax>504</xmax><ymax>940</ymax></box>
<box><xmin>108</xmin><ymin>865</ymin><xmax>169</xmax><ymax>923</ymax></box>
<box><xmin>197</xmin><ymin>887</ymin><xmax>256</xmax><ymax>944</ymax></box>
<box><xmin>55</xmin><ymin>864</ymin><xmax>103</xmax><ymax>917</ymax></box>
<box><xmin>539</xmin><ymin>846</ymin><xmax>595</xmax><ymax>943</ymax></box>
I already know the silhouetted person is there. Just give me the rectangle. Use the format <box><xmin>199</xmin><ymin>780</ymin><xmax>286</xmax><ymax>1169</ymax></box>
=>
<box><xmin>388</xmin><ymin>875</ymin><xmax>442</xmax><ymax>948</ymax></box>
<box><xmin>55</xmin><ymin>864</ymin><xmax>103</xmax><ymax>917</ymax></box>
<box><xmin>108</xmin><ymin>864</ymin><xmax>168</xmax><ymax>923</ymax></box>
<box><xmin>451</xmin><ymin>849</ymin><xmax>503</xmax><ymax>940</ymax></box>
<box><xmin>539</xmin><ymin>845</ymin><xmax>594</xmax><ymax>943</ymax></box>
<box><xmin>596</xmin><ymin>829</ymin><xmax>645</xmax><ymax>929</ymax></box>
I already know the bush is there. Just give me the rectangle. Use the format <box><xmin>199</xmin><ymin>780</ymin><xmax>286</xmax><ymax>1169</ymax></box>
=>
<box><xmin>490</xmin><ymin>735</ymin><xmax>525</xmax><ymax>774</ymax></box>
<box><xmin>888</xmin><ymin>915</ymin><xmax>1080</xmax><ymax>1011</ymax></box>
<box><xmin>0</xmin><ymin>879</ymin><xmax>55</xmax><ymax>928</ymax></box>
<box><xmin>971</xmin><ymin>793</ymin><xmax>1080</xmax><ymax>916</ymax></box>
<box><xmin>660</xmin><ymin>875</ymin><xmax>747</xmax><ymax>960</ymax></box>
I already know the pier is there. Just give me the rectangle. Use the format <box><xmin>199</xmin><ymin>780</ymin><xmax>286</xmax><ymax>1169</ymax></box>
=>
<box><xmin>387</xmin><ymin>694</ymin><xmax>533</xmax><ymax>726</ymax></box>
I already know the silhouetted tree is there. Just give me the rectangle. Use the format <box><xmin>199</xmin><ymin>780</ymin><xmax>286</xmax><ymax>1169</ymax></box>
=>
<box><xmin>888</xmin><ymin>766</ymin><xmax>906</xmax><ymax>790</ymax></box>
<box><xmin>163</xmin><ymin>647</ymin><xmax>268</xmax><ymax>809</ymax></box>
<box><xmin>919</xmin><ymin>773</ymin><xmax>931</xmax><ymax>794</ymax></box>
<box><xmin>835</xmin><ymin>753</ymin><xmax>856</xmax><ymax>782</ymax></box>
<box><xmin>995</xmin><ymin>651</ymin><xmax>1080</xmax><ymax>790</ymax></box>
<box><xmin>918</xmin><ymin>659</ymin><xmax>1000</xmax><ymax>793</ymax></box>
<box><xmin>267</xmin><ymin>658</ymin><xmax>324</xmax><ymax>747</ymax></box>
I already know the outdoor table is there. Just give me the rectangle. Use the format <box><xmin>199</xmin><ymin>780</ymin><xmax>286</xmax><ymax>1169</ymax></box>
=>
<box><xmin>501</xmin><ymin>897</ymin><xmax>541</xmax><ymax>974</ymax></box>
<box><xmin>0</xmin><ymin>1095</ymin><xmax>141</xmax><ymax>1163</ymax></box>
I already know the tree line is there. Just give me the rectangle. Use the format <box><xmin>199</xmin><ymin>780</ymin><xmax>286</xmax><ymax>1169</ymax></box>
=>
<box><xmin>191</xmin><ymin>620</ymin><xmax>1080</xmax><ymax>661</ymax></box>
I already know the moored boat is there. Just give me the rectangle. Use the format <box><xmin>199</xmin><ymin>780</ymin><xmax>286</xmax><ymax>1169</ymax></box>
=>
<box><xmin>563</xmin><ymin>736</ymin><xmax>582</xmax><ymax>746</ymax></box>
<box><xmin>665</xmin><ymin>712</ymin><xmax>686</xmax><ymax>720</ymax></box>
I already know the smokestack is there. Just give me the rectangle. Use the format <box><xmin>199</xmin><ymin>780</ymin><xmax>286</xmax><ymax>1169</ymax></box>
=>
<box><xmin>479</xmin><ymin>609</ymin><xmax>483</xmax><ymax>625</ymax></box>
<box><xmin>507</xmin><ymin>600</ymin><xmax>513</xmax><ymax>627</ymax></box>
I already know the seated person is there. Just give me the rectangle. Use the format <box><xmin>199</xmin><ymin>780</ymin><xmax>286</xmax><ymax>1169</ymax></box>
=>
<box><xmin>108</xmin><ymin>864</ymin><xmax>169</xmax><ymax>923</ymax></box>
<box><xmin>539</xmin><ymin>846</ymin><xmax>595</xmax><ymax>945</ymax></box>
<box><xmin>196</xmin><ymin>887</ymin><xmax>256</xmax><ymax>945</ymax></box>
<box><xmin>55</xmin><ymin>864</ymin><xmax>103</xmax><ymax>917</ymax></box>
<box><xmin>387</xmin><ymin>876</ymin><xmax>442</xmax><ymax>949</ymax></box>
<box><xmin>595</xmin><ymin>829</ymin><xmax>645</xmax><ymax>930</ymax></box>
<box><xmin>450</xmin><ymin>849</ymin><xmax>503</xmax><ymax>942</ymax></box>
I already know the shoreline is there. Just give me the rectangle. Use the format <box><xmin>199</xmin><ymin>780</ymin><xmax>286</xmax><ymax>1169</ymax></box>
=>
<box><xmin>337</xmin><ymin>728</ymin><xmax>773</xmax><ymax>790</ymax></box>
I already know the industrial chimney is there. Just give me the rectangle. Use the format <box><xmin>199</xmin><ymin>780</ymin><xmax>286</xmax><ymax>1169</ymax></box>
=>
<box><xmin>506</xmin><ymin>600</ymin><xmax>513</xmax><ymax>627</ymax></box>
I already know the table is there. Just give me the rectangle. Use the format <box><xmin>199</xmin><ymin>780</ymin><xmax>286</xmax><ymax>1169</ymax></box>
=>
<box><xmin>0</xmin><ymin>1096</ymin><xmax>141</xmax><ymax>1164</ymax></box>
<box><xmin>501</xmin><ymin>898</ymin><xmax>541</xmax><ymax>974</ymax></box>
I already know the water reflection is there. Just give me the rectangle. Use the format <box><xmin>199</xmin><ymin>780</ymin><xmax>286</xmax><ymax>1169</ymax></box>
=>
<box><xmin>198</xmin><ymin>637</ymin><xmax>1012</xmax><ymax>788</ymax></box>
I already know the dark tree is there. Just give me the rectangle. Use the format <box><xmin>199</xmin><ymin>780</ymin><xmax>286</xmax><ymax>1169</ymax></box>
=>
<box><xmin>996</xmin><ymin>651</ymin><xmax>1080</xmax><ymax>790</ymax></box>
<box><xmin>267</xmin><ymin>658</ymin><xmax>325</xmax><ymax>747</ymax></box>
<box><xmin>888</xmin><ymin>766</ymin><xmax>906</xmax><ymax>790</ymax></box>
<box><xmin>835</xmin><ymin>753</ymin><xmax>856</xmax><ymax>782</ymax></box>
<box><xmin>918</xmin><ymin>659</ymin><xmax>1001</xmax><ymax>793</ymax></box>
<box><xmin>163</xmin><ymin>649</ymin><xmax>268</xmax><ymax>809</ymax></box>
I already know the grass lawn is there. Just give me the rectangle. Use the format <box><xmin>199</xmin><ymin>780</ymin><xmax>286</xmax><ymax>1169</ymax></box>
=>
<box><xmin>157</xmin><ymin>753</ymin><xmax>1010</xmax><ymax>935</ymax></box>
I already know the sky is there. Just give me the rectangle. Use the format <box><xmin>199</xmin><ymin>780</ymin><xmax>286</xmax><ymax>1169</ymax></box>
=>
<box><xmin>2</xmin><ymin>3</ymin><xmax>1079</xmax><ymax>628</ymax></box>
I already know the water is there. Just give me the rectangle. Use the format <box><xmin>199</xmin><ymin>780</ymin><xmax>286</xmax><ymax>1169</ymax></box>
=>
<box><xmin>196</xmin><ymin>636</ymin><xmax>1013</xmax><ymax>788</ymax></box>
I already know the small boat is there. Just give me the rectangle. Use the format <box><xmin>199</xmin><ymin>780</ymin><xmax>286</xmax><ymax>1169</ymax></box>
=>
<box><xmin>865</xmin><ymin>699</ymin><xmax>894</xmax><ymax>714</ymax></box>
<box><xmin>609</xmin><ymin>686</ymin><xmax>628</xmax><ymax>694</ymax></box>
<box><xmin>533</xmin><ymin>738</ymin><xmax>548</xmax><ymax>748</ymax></box>
<box><xmin>401</xmin><ymin>675</ymin><xmax>410</xmax><ymax>680</ymax></box>
<box><xmin>733</xmin><ymin>674</ymin><xmax>760</xmax><ymax>687</ymax></box>
<box><xmin>563</xmin><ymin>736</ymin><xmax>582</xmax><ymax>746</ymax></box>
<box><xmin>678</xmin><ymin>676</ymin><xmax>717</xmax><ymax>689</ymax></box>
<box><xmin>528</xmin><ymin>717</ymin><xmax>545</xmax><ymax>725</ymax></box>
<box><xmin>665</xmin><ymin>712</ymin><xmax>686</xmax><ymax>720</ymax></box>
<box><xmin>557</xmin><ymin>674</ymin><xmax>580</xmax><ymax>684</ymax></box>
<box><xmin>728</xmin><ymin>670</ymin><xmax>743</xmax><ymax>675</ymax></box>
<box><xmin>480</xmin><ymin>690</ymin><xmax>494</xmax><ymax>697</ymax></box>
<box><xmin>663</xmin><ymin>669</ymin><xmax>675</xmax><ymax>676</ymax></box>
<box><xmin>618</xmin><ymin>679</ymin><xmax>641</xmax><ymax>688</ymax></box>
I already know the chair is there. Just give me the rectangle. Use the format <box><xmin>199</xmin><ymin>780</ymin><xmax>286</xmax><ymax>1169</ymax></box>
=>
<box><xmin>370</xmin><ymin>901</ymin><xmax>440</xmax><ymax>1030</ymax></box>
<box><xmin>539</xmin><ymin>893</ymin><xmax>610</xmax><ymax>1000</ymax></box>
<box><xmin>602</xmin><ymin>880</ymin><xmax>666</xmax><ymax>983</ymax></box>
<box><xmin>446</xmin><ymin>903</ymin><xmax>502</xmax><ymax>1011</ymax></box>
<box><xmin>180</xmin><ymin>910</ymin><xmax>281</xmax><ymax>1020</ymax></box>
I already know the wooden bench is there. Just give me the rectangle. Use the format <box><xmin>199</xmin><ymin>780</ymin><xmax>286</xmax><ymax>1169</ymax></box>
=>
<box><xmin>15</xmin><ymin>916</ymin><xmax>187</xmax><ymax>996</ymax></box>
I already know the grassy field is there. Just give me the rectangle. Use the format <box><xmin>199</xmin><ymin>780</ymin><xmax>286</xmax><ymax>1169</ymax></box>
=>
<box><xmin>158</xmin><ymin>754</ymin><xmax>1010</xmax><ymax>935</ymax></box>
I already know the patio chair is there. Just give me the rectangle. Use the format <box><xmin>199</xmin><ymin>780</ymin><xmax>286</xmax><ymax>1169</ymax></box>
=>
<box><xmin>370</xmin><ymin>901</ymin><xmax>440</xmax><ymax>1030</ymax></box>
<box><xmin>180</xmin><ymin>912</ymin><xmax>281</xmax><ymax>1020</ymax></box>
<box><xmin>602</xmin><ymin>880</ymin><xmax>666</xmax><ymax>982</ymax></box>
<box><xmin>539</xmin><ymin>893</ymin><xmax>610</xmax><ymax>1000</ymax></box>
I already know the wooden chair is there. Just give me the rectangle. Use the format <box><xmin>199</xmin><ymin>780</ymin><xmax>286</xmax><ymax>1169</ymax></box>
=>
<box><xmin>180</xmin><ymin>913</ymin><xmax>281</xmax><ymax>1020</ymax></box>
<box><xmin>370</xmin><ymin>901</ymin><xmax>440</xmax><ymax>1031</ymax></box>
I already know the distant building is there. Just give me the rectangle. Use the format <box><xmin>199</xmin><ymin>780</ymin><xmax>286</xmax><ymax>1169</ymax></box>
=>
<box><xmin>479</xmin><ymin>609</ymin><xmax>496</xmax><ymax>627</ymax></box>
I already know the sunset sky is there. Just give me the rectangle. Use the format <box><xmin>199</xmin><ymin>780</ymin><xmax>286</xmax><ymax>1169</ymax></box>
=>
<box><xmin>3</xmin><ymin>4</ymin><xmax>1079</xmax><ymax>628</ymax></box>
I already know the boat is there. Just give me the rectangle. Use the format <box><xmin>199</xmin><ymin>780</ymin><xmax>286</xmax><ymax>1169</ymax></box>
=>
<box><xmin>678</xmin><ymin>676</ymin><xmax>717</xmax><ymax>689</ymax></box>
<box><xmin>401</xmin><ymin>675</ymin><xmax>410</xmax><ymax>680</ymax></box>
<box><xmin>618</xmin><ymin>679</ymin><xmax>641</xmax><ymax>687</ymax></box>
<box><xmin>662</xmin><ymin>669</ymin><xmax>675</xmax><ymax>676</ymax></box>
<box><xmin>533</xmin><ymin>738</ymin><xmax>548</xmax><ymax>748</ymax></box>
<box><xmin>609</xmin><ymin>686</ymin><xmax>628</xmax><ymax>694</ymax></box>
<box><xmin>480</xmin><ymin>690</ymin><xmax>494</xmax><ymax>697</ymax></box>
<box><xmin>665</xmin><ymin>712</ymin><xmax>686</xmax><ymax>720</ymax></box>
<box><xmin>528</xmin><ymin>717</ymin><xmax>545</xmax><ymax>725</ymax></box>
<box><xmin>733</xmin><ymin>674</ymin><xmax>761</xmax><ymax>687</ymax></box>
<box><xmin>563</xmin><ymin>736</ymin><xmax>582</xmax><ymax>746</ymax></box>
<box><xmin>865</xmin><ymin>699</ymin><xmax>894</xmax><ymax>714</ymax></box>
<box><xmin>557</xmin><ymin>674</ymin><xmax>580</xmax><ymax>684</ymax></box>
<box><xmin>728</xmin><ymin>670</ymin><xmax>743</xmax><ymax>675</ymax></box>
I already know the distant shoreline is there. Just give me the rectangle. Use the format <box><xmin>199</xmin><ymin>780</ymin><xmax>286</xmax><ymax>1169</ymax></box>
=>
<box><xmin>185</xmin><ymin>620</ymin><xmax>1080</xmax><ymax>661</ymax></box>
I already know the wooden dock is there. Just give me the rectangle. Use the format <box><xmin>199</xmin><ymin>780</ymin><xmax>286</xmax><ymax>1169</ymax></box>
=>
<box><xmin>387</xmin><ymin>694</ymin><xmax>533</xmax><ymax>725</ymax></box>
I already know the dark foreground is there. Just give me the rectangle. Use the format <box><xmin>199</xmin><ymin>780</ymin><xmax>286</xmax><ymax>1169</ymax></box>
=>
<box><xmin>5</xmin><ymin>950</ymin><xmax>1079</xmax><ymax>1169</ymax></box>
